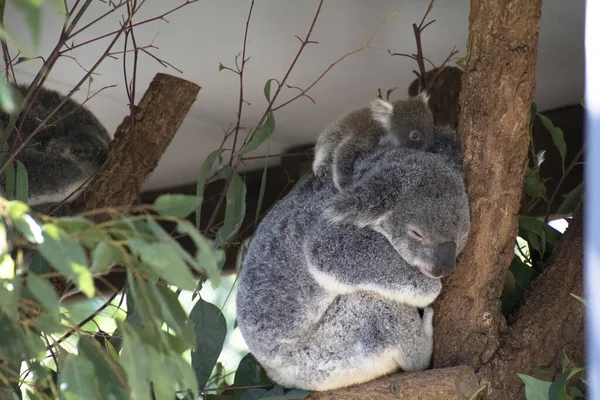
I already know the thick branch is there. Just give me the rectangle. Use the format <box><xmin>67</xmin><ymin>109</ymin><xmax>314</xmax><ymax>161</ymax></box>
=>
<box><xmin>71</xmin><ymin>73</ymin><xmax>200</xmax><ymax>213</ymax></box>
<box><xmin>306</xmin><ymin>366</ymin><xmax>479</xmax><ymax>400</ymax></box>
<box><xmin>477</xmin><ymin>210</ymin><xmax>585</xmax><ymax>399</ymax></box>
<box><xmin>433</xmin><ymin>0</ymin><xmax>543</xmax><ymax>369</ymax></box>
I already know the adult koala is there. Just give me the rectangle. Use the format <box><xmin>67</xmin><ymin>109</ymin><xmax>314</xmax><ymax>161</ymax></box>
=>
<box><xmin>236</xmin><ymin>127</ymin><xmax>470</xmax><ymax>391</ymax></box>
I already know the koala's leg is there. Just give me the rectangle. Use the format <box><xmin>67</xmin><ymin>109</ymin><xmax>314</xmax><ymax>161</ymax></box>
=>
<box><xmin>258</xmin><ymin>293</ymin><xmax>433</xmax><ymax>391</ymax></box>
<box><xmin>15</xmin><ymin>147</ymin><xmax>89</xmax><ymax>206</ymax></box>
<box><xmin>331</xmin><ymin>138</ymin><xmax>365</xmax><ymax>190</ymax></box>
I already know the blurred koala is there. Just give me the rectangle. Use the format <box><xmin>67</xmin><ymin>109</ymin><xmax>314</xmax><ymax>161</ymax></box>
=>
<box><xmin>236</xmin><ymin>131</ymin><xmax>470</xmax><ymax>391</ymax></box>
<box><xmin>0</xmin><ymin>84</ymin><xmax>111</xmax><ymax>214</ymax></box>
<box><xmin>312</xmin><ymin>92</ymin><xmax>435</xmax><ymax>190</ymax></box>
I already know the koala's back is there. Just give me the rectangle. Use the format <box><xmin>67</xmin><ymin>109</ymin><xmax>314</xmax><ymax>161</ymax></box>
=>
<box><xmin>313</xmin><ymin>106</ymin><xmax>385</xmax><ymax>175</ymax></box>
<box><xmin>237</xmin><ymin>179</ymin><xmax>330</xmax><ymax>344</ymax></box>
<box><xmin>0</xmin><ymin>85</ymin><xmax>112</xmax><ymax>210</ymax></box>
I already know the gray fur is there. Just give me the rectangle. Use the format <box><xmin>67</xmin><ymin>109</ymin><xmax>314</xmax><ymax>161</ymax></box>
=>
<box><xmin>237</xmin><ymin>138</ymin><xmax>470</xmax><ymax>391</ymax></box>
<box><xmin>0</xmin><ymin>84</ymin><xmax>110</xmax><ymax>213</ymax></box>
<box><xmin>312</xmin><ymin>93</ymin><xmax>434</xmax><ymax>190</ymax></box>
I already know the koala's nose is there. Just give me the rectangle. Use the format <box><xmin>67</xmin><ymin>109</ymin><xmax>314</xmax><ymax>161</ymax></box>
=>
<box><xmin>432</xmin><ymin>241</ymin><xmax>457</xmax><ymax>278</ymax></box>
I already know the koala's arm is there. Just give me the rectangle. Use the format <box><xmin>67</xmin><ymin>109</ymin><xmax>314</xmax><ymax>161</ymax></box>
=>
<box><xmin>304</xmin><ymin>222</ymin><xmax>441</xmax><ymax>308</ymax></box>
<box><xmin>331</xmin><ymin>136</ymin><xmax>376</xmax><ymax>190</ymax></box>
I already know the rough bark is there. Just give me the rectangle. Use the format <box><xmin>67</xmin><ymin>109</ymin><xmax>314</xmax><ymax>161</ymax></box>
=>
<box><xmin>71</xmin><ymin>73</ymin><xmax>200</xmax><ymax>214</ymax></box>
<box><xmin>433</xmin><ymin>0</ymin><xmax>543</xmax><ymax>369</ymax></box>
<box><xmin>306</xmin><ymin>366</ymin><xmax>480</xmax><ymax>400</ymax></box>
<box><xmin>478</xmin><ymin>209</ymin><xmax>585</xmax><ymax>399</ymax></box>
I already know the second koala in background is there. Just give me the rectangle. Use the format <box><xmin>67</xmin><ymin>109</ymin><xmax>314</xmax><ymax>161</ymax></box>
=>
<box><xmin>0</xmin><ymin>84</ymin><xmax>111</xmax><ymax>214</ymax></box>
<box><xmin>312</xmin><ymin>92</ymin><xmax>434</xmax><ymax>190</ymax></box>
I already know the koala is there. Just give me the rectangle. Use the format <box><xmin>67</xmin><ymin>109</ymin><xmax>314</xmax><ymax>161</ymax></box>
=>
<box><xmin>0</xmin><ymin>84</ymin><xmax>111</xmax><ymax>214</ymax></box>
<box><xmin>312</xmin><ymin>92</ymin><xmax>434</xmax><ymax>190</ymax></box>
<box><xmin>236</xmin><ymin>135</ymin><xmax>470</xmax><ymax>391</ymax></box>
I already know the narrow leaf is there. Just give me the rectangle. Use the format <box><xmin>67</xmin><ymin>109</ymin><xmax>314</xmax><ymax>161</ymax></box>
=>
<box><xmin>264</xmin><ymin>79</ymin><xmax>276</xmax><ymax>102</ymax></box>
<box><xmin>196</xmin><ymin>148</ymin><xmax>226</xmax><ymax>228</ymax></box>
<box><xmin>215</xmin><ymin>171</ymin><xmax>246</xmax><ymax>246</ymax></box>
<box><xmin>190</xmin><ymin>298</ymin><xmax>227</xmax><ymax>390</ymax></box>
<box><xmin>517</xmin><ymin>374</ymin><xmax>551</xmax><ymax>400</ymax></box>
<box><xmin>239</xmin><ymin>112</ymin><xmax>276</xmax><ymax>155</ymax></box>
<box><xmin>537</xmin><ymin>113</ymin><xmax>567</xmax><ymax>170</ymax></box>
<box><xmin>255</xmin><ymin>156</ymin><xmax>268</xmax><ymax>223</ymax></box>
<box><xmin>556</xmin><ymin>183</ymin><xmax>584</xmax><ymax>215</ymax></box>
<box><xmin>154</xmin><ymin>194</ymin><xmax>199</xmax><ymax>218</ymax></box>
<box><xmin>59</xmin><ymin>355</ymin><xmax>99</xmax><ymax>400</ymax></box>
<box><xmin>38</xmin><ymin>224</ymin><xmax>94</xmax><ymax>297</ymax></box>
<box><xmin>15</xmin><ymin>161</ymin><xmax>28</xmax><ymax>203</ymax></box>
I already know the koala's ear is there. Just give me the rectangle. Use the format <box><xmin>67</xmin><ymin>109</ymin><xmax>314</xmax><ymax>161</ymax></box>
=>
<box><xmin>415</xmin><ymin>90</ymin><xmax>430</xmax><ymax>105</ymax></box>
<box><xmin>369</xmin><ymin>98</ymin><xmax>393</xmax><ymax>130</ymax></box>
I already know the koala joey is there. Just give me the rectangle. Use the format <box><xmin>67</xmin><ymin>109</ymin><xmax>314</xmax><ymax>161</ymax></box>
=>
<box><xmin>0</xmin><ymin>84</ymin><xmax>111</xmax><ymax>214</ymax></box>
<box><xmin>237</xmin><ymin>135</ymin><xmax>470</xmax><ymax>391</ymax></box>
<box><xmin>312</xmin><ymin>91</ymin><xmax>434</xmax><ymax>190</ymax></box>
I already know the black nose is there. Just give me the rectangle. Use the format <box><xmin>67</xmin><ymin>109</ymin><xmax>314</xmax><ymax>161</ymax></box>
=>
<box><xmin>432</xmin><ymin>241</ymin><xmax>457</xmax><ymax>278</ymax></box>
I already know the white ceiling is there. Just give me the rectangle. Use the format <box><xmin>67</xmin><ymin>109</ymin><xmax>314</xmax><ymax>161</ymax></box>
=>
<box><xmin>7</xmin><ymin>0</ymin><xmax>585</xmax><ymax>191</ymax></box>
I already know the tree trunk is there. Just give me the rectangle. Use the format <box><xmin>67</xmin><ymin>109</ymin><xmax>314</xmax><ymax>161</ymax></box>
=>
<box><xmin>434</xmin><ymin>0</ymin><xmax>543</xmax><ymax>370</ymax></box>
<box><xmin>477</xmin><ymin>209</ymin><xmax>585</xmax><ymax>399</ymax></box>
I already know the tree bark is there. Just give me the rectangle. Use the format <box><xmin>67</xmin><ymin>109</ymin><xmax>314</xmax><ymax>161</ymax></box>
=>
<box><xmin>433</xmin><ymin>0</ymin><xmax>543</xmax><ymax>370</ymax></box>
<box><xmin>306</xmin><ymin>366</ymin><xmax>480</xmax><ymax>400</ymax></box>
<box><xmin>71</xmin><ymin>73</ymin><xmax>200</xmax><ymax>214</ymax></box>
<box><xmin>477</xmin><ymin>209</ymin><xmax>585</xmax><ymax>399</ymax></box>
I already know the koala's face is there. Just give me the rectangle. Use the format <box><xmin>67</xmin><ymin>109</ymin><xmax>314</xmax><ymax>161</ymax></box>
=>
<box><xmin>388</xmin><ymin>97</ymin><xmax>435</xmax><ymax>152</ymax></box>
<box><xmin>371</xmin><ymin>174</ymin><xmax>470</xmax><ymax>279</ymax></box>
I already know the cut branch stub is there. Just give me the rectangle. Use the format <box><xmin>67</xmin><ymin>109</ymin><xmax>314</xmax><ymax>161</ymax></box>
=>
<box><xmin>433</xmin><ymin>0</ymin><xmax>543</xmax><ymax>370</ymax></box>
<box><xmin>71</xmin><ymin>73</ymin><xmax>200</xmax><ymax>214</ymax></box>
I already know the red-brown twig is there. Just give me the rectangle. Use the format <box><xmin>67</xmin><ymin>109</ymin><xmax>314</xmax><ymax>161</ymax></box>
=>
<box><xmin>203</xmin><ymin>0</ymin><xmax>256</xmax><ymax>235</ymax></box>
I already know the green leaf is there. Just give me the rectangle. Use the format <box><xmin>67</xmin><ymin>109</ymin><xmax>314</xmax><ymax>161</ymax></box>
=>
<box><xmin>151</xmin><ymin>284</ymin><xmax>195</xmax><ymax>346</ymax></box>
<box><xmin>176</xmin><ymin>221</ymin><xmax>224</xmax><ymax>287</ymax></box>
<box><xmin>154</xmin><ymin>194</ymin><xmax>199</xmax><ymax>218</ymax></box>
<box><xmin>548</xmin><ymin>370</ymin><xmax>571</xmax><ymax>400</ymax></box>
<box><xmin>518</xmin><ymin>374</ymin><xmax>551</xmax><ymax>400</ymax></box>
<box><xmin>0</xmin><ymin>79</ymin><xmax>18</xmax><ymax>114</ymax></box>
<box><xmin>234</xmin><ymin>353</ymin><xmax>272</xmax><ymax>387</ymax></box>
<box><xmin>26</xmin><ymin>273</ymin><xmax>62</xmax><ymax>333</ymax></box>
<box><xmin>5</xmin><ymin>161</ymin><xmax>15</xmax><ymax>200</ymax></box>
<box><xmin>556</xmin><ymin>184</ymin><xmax>583</xmax><ymax>215</ymax></box>
<box><xmin>537</xmin><ymin>113</ymin><xmax>567</xmax><ymax>171</ymax></box>
<box><xmin>0</xmin><ymin>277</ymin><xmax>21</xmax><ymax>319</ymax></box>
<box><xmin>264</xmin><ymin>79</ymin><xmax>276</xmax><ymax>102</ymax></box>
<box><xmin>38</xmin><ymin>224</ymin><xmax>94</xmax><ymax>298</ymax></box>
<box><xmin>190</xmin><ymin>298</ymin><xmax>227</xmax><ymax>390</ymax></box>
<box><xmin>59</xmin><ymin>355</ymin><xmax>99</xmax><ymax>400</ymax></box>
<box><xmin>90</xmin><ymin>241</ymin><xmax>119</xmax><ymax>274</ymax></box>
<box><xmin>196</xmin><ymin>149</ymin><xmax>226</xmax><ymax>228</ymax></box>
<box><xmin>127</xmin><ymin>238</ymin><xmax>196</xmax><ymax>291</ymax></box>
<box><xmin>570</xmin><ymin>293</ymin><xmax>587</xmax><ymax>307</ymax></box>
<box><xmin>119</xmin><ymin>330</ymin><xmax>153</xmax><ymax>400</ymax></box>
<box><xmin>239</xmin><ymin>112</ymin><xmax>276</xmax><ymax>155</ymax></box>
<box><xmin>13</xmin><ymin>0</ymin><xmax>43</xmax><ymax>47</ymax></box>
<box><xmin>15</xmin><ymin>161</ymin><xmax>28</xmax><ymax>203</ymax></box>
<box><xmin>215</xmin><ymin>171</ymin><xmax>246</xmax><ymax>246</ymax></box>
<box><xmin>0</xmin><ymin>253</ymin><xmax>14</xmax><ymax>279</ymax></box>
<box><xmin>6</xmin><ymin>201</ymin><xmax>42</xmax><ymax>243</ymax></box>
<box><xmin>255</xmin><ymin>156</ymin><xmax>268</xmax><ymax>223</ymax></box>
<box><xmin>525</xmin><ymin>167</ymin><xmax>546</xmax><ymax>200</ymax></box>
<box><xmin>77</xmin><ymin>337</ymin><xmax>129</xmax><ymax>400</ymax></box>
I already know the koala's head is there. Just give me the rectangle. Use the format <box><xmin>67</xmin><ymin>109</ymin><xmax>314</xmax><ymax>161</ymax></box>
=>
<box><xmin>370</xmin><ymin>92</ymin><xmax>435</xmax><ymax>152</ymax></box>
<box><xmin>324</xmin><ymin>148</ymin><xmax>470</xmax><ymax>279</ymax></box>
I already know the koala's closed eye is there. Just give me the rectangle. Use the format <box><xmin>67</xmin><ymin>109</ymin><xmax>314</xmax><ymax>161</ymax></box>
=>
<box><xmin>408</xmin><ymin>227</ymin><xmax>425</xmax><ymax>241</ymax></box>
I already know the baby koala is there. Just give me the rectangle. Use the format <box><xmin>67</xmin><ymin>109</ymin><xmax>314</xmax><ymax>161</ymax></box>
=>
<box><xmin>312</xmin><ymin>92</ymin><xmax>434</xmax><ymax>190</ymax></box>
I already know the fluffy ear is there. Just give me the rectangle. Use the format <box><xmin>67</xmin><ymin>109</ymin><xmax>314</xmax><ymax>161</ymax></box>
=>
<box><xmin>415</xmin><ymin>90</ymin><xmax>430</xmax><ymax>105</ymax></box>
<box><xmin>369</xmin><ymin>98</ymin><xmax>393</xmax><ymax>130</ymax></box>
